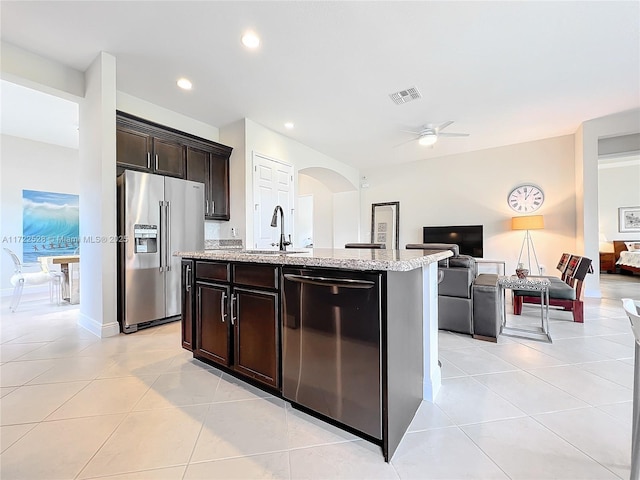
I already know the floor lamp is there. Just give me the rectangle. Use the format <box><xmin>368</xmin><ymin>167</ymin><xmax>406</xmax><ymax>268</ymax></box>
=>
<box><xmin>512</xmin><ymin>215</ymin><xmax>544</xmax><ymax>275</ymax></box>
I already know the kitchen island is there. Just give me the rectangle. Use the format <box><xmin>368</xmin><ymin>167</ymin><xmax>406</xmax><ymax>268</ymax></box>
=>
<box><xmin>176</xmin><ymin>247</ymin><xmax>451</xmax><ymax>461</ymax></box>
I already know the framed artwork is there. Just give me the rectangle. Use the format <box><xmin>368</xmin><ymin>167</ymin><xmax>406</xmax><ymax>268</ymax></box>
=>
<box><xmin>618</xmin><ymin>206</ymin><xmax>640</xmax><ymax>232</ymax></box>
<box><xmin>22</xmin><ymin>189</ymin><xmax>79</xmax><ymax>262</ymax></box>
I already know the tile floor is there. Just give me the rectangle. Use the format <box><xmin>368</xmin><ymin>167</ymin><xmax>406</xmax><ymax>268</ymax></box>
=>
<box><xmin>0</xmin><ymin>273</ymin><xmax>638</xmax><ymax>479</ymax></box>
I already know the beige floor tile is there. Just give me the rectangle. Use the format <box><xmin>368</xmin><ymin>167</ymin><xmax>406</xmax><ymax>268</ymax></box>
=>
<box><xmin>579</xmin><ymin>359</ymin><xmax>635</xmax><ymax>389</ymax></box>
<box><xmin>597</xmin><ymin>401</ymin><xmax>633</xmax><ymax>424</ymax></box>
<box><xmin>285</xmin><ymin>402</ymin><xmax>358</xmax><ymax>449</ymax></box>
<box><xmin>474</xmin><ymin>370</ymin><xmax>589</xmax><ymax>414</ymax></box>
<box><xmin>184</xmin><ymin>452</ymin><xmax>290</xmax><ymax>480</ymax></box>
<box><xmin>82</xmin><ymin>465</ymin><xmax>186</xmax><ymax>480</ymax></box>
<box><xmin>435</xmin><ymin>377</ymin><xmax>525</xmax><ymax>425</ymax></box>
<box><xmin>191</xmin><ymin>397</ymin><xmax>287</xmax><ymax>462</ymax></box>
<box><xmin>1</xmin><ymin>381</ymin><xmax>88</xmax><ymax>425</ymax></box>
<box><xmin>478</xmin><ymin>343</ymin><xmax>566</xmax><ymax>369</ymax></box>
<box><xmin>96</xmin><ymin>349</ymin><xmax>183</xmax><ymax>378</ymax></box>
<box><xmin>0</xmin><ymin>342</ymin><xmax>48</xmax><ymax>362</ymax></box>
<box><xmin>0</xmin><ymin>423</ymin><xmax>36</xmax><ymax>453</ymax></box>
<box><xmin>440</xmin><ymin>347</ymin><xmax>520</xmax><ymax>375</ymax></box>
<box><xmin>28</xmin><ymin>355</ymin><xmax>117</xmax><ymax>384</ymax></box>
<box><xmin>78</xmin><ymin>405</ymin><xmax>208</xmax><ymax>479</ymax></box>
<box><xmin>16</xmin><ymin>336</ymin><xmax>98</xmax><ymax>360</ymax></box>
<box><xmin>462</xmin><ymin>417</ymin><xmax>620</xmax><ymax>479</ymax></box>
<box><xmin>0</xmin><ymin>359</ymin><xmax>56</xmax><ymax>387</ymax></box>
<box><xmin>133</xmin><ymin>368</ymin><xmax>221</xmax><ymax>411</ymax></box>
<box><xmin>289</xmin><ymin>440</ymin><xmax>399</xmax><ymax>479</ymax></box>
<box><xmin>534</xmin><ymin>407</ymin><xmax>631</xmax><ymax>478</ymax></box>
<box><xmin>391</xmin><ymin>427</ymin><xmax>508</xmax><ymax>479</ymax></box>
<box><xmin>47</xmin><ymin>375</ymin><xmax>158</xmax><ymax>420</ymax></box>
<box><xmin>0</xmin><ymin>386</ymin><xmax>17</xmax><ymax>398</ymax></box>
<box><xmin>438</xmin><ymin>357</ymin><xmax>466</xmax><ymax>379</ymax></box>
<box><xmin>0</xmin><ymin>414</ymin><xmax>124</xmax><ymax>480</ymax></box>
<box><xmin>212</xmin><ymin>373</ymin><xmax>274</xmax><ymax>402</ymax></box>
<box><xmin>528</xmin><ymin>364</ymin><xmax>632</xmax><ymax>405</ymax></box>
<box><xmin>406</xmin><ymin>400</ymin><xmax>454</xmax><ymax>432</ymax></box>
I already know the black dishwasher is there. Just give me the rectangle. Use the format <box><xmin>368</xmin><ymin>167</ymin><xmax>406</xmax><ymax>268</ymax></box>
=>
<box><xmin>282</xmin><ymin>267</ymin><xmax>382</xmax><ymax>439</ymax></box>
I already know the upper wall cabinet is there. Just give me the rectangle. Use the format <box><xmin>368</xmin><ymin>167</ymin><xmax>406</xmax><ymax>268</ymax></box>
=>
<box><xmin>116</xmin><ymin>112</ymin><xmax>233</xmax><ymax>220</ymax></box>
<box><xmin>186</xmin><ymin>147</ymin><xmax>230</xmax><ymax>221</ymax></box>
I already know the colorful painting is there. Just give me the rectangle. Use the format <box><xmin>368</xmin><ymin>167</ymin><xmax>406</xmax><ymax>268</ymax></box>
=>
<box><xmin>22</xmin><ymin>190</ymin><xmax>79</xmax><ymax>262</ymax></box>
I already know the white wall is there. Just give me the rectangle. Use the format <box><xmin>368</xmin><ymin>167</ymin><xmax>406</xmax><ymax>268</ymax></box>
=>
<box><xmin>361</xmin><ymin>135</ymin><xmax>576</xmax><ymax>276</ymax></box>
<box><xmin>298</xmin><ymin>174</ymin><xmax>334</xmax><ymax>248</ymax></box>
<box><xmin>0</xmin><ymin>134</ymin><xmax>80</xmax><ymax>292</ymax></box>
<box><xmin>221</xmin><ymin>118</ymin><xmax>360</xmax><ymax>248</ymax></box>
<box><xmin>598</xmin><ymin>159</ymin><xmax>640</xmax><ymax>247</ymax></box>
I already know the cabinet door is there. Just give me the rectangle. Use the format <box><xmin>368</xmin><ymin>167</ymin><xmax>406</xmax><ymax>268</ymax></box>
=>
<box><xmin>181</xmin><ymin>260</ymin><xmax>194</xmax><ymax>351</ymax></box>
<box><xmin>116</xmin><ymin>126</ymin><xmax>151</xmax><ymax>170</ymax></box>
<box><xmin>232</xmin><ymin>287</ymin><xmax>279</xmax><ymax>387</ymax></box>
<box><xmin>209</xmin><ymin>154</ymin><xmax>230</xmax><ymax>220</ymax></box>
<box><xmin>196</xmin><ymin>283</ymin><xmax>231</xmax><ymax>366</ymax></box>
<box><xmin>186</xmin><ymin>147</ymin><xmax>211</xmax><ymax>216</ymax></box>
<box><xmin>153</xmin><ymin>137</ymin><xmax>185</xmax><ymax>178</ymax></box>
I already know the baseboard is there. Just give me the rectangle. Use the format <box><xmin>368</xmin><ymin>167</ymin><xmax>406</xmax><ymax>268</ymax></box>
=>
<box><xmin>423</xmin><ymin>364</ymin><xmax>442</xmax><ymax>402</ymax></box>
<box><xmin>78</xmin><ymin>313</ymin><xmax>120</xmax><ymax>338</ymax></box>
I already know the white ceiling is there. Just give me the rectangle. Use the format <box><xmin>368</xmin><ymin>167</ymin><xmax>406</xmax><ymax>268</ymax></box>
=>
<box><xmin>1</xmin><ymin>1</ymin><xmax>638</xmax><ymax>168</ymax></box>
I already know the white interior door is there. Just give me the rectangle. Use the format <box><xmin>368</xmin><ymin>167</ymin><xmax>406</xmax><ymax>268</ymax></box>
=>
<box><xmin>252</xmin><ymin>153</ymin><xmax>294</xmax><ymax>249</ymax></box>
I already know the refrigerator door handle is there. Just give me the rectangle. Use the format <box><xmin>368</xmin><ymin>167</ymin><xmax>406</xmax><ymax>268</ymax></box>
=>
<box><xmin>166</xmin><ymin>201</ymin><xmax>171</xmax><ymax>271</ymax></box>
<box><xmin>159</xmin><ymin>201</ymin><xmax>165</xmax><ymax>272</ymax></box>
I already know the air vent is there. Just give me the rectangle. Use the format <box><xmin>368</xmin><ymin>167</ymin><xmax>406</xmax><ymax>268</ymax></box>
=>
<box><xmin>389</xmin><ymin>86</ymin><xmax>422</xmax><ymax>105</ymax></box>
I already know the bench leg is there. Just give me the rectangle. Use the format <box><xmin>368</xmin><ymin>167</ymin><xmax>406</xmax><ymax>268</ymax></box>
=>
<box><xmin>513</xmin><ymin>295</ymin><xmax>523</xmax><ymax>315</ymax></box>
<box><xmin>572</xmin><ymin>300</ymin><xmax>584</xmax><ymax>323</ymax></box>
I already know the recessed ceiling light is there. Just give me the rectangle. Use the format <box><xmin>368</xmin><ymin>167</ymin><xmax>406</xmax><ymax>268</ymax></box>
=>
<box><xmin>241</xmin><ymin>31</ymin><xmax>260</xmax><ymax>49</ymax></box>
<box><xmin>177</xmin><ymin>78</ymin><xmax>192</xmax><ymax>90</ymax></box>
<box><xmin>284</xmin><ymin>122</ymin><xmax>294</xmax><ymax>129</ymax></box>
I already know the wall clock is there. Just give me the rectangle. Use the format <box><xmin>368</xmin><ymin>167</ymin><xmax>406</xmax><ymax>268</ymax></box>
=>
<box><xmin>508</xmin><ymin>184</ymin><xmax>544</xmax><ymax>213</ymax></box>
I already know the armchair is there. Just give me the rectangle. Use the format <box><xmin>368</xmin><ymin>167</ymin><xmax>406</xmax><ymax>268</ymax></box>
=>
<box><xmin>406</xmin><ymin>243</ymin><xmax>500</xmax><ymax>341</ymax></box>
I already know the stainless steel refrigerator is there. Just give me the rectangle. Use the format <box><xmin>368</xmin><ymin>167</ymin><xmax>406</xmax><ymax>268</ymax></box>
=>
<box><xmin>117</xmin><ymin>170</ymin><xmax>204</xmax><ymax>333</ymax></box>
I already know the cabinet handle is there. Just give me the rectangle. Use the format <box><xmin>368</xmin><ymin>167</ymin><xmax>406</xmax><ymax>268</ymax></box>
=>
<box><xmin>230</xmin><ymin>293</ymin><xmax>236</xmax><ymax>325</ymax></box>
<box><xmin>147</xmin><ymin>152</ymin><xmax>151</xmax><ymax>169</ymax></box>
<box><xmin>220</xmin><ymin>292</ymin><xmax>227</xmax><ymax>322</ymax></box>
<box><xmin>211</xmin><ymin>200</ymin><xmax>215</xmax><ymax>214</ymax></box>
<box><xmin>155</xmin><ymin>154</ymin><xmax>159</xmax><ymax>171</ymax></box>
<box><xmin>205</xmin><ymin>200</ymin><xmax>209</xmax><ymax>215</ymax></box>
<box><xmin>185</xmin><ymin>265</ymin><xmax>191</xmax><ymax>291</ymax></box>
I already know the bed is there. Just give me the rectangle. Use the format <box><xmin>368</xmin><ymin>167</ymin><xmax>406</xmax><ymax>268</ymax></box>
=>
<box><xmin>613</xmin><ymin>240</ymin><xmax>640</xmax><ymax>274</ymax></box>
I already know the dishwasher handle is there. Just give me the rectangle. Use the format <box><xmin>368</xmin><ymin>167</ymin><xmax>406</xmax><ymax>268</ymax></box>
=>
<box><xmin>284</xmin><ymin>274</ymin><xmax>375</xmax><ymax>289</ymax></box>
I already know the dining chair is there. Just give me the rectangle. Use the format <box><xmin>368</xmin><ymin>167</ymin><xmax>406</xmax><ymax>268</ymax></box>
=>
<box><xmin>3</xmin><ymin>248</ymin><xmax>62</xmax><ymax>312</ymax></box>
<box><xmin>622</xmin><ymin>298</ymin><xmax>640</xmax><ymax>480</ymax></box>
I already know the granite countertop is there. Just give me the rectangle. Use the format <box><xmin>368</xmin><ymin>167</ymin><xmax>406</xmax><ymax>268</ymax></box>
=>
<box><xmin>175</xmin><ymin>248</ymin><xmax>452</xmax><ymax>272</ymax></box>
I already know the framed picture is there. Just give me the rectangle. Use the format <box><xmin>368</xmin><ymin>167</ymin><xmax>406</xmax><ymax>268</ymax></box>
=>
<box><xmin>371</xmin><ymin>201</ymin><xmax>399</xmax><ymax>250</ymax></box>
<box><xmin>618</xmin><ymin>206</ymin><xmax>640</xmax><ymax>232</ymax></box>
<box><xmin>376</xmin><ymin>232</ymin><xmax>387</xmax><ymax>243</ymax></box>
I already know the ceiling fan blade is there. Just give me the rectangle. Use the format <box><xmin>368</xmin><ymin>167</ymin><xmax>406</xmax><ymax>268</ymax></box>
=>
<box><xmin>438</xmin><ymin>132</ymin><xmax>469</xmax><ymax>137</ymax></box>
<box><xmin>399</xmin><ymin>129</ymin><xmax>421</xmax><ymax>135</ymax></box>
<box><xmin>436</xmin><ymin>121</ymin><xmax>454</xmax><ymax>132</ymax></box>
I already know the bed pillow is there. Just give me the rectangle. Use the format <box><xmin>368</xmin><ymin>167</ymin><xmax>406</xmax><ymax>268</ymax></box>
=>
<box><xmin>625</xmin><ymin>241</ymin><xmax>640</xmax><ymax>251</ymax></box>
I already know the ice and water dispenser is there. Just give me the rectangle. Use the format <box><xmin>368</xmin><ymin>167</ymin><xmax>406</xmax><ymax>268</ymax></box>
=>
<box><xmin>134</xmin><ymin>224</ymin><xmax>158</xmax><ymax>253</ymax></box>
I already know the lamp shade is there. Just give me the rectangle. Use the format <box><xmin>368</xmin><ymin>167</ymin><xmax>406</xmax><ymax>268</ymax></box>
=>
<box><xmin>512</xmin><ymin>215</ymin><xmax>544</xmax><ymax>231</ymax></box>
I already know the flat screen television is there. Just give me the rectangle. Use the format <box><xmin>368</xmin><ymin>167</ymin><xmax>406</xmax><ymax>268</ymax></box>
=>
<box><xmin>423</xmin><ymin>225</ymin><xmax>483</xmax><ymax>258</ymax></box>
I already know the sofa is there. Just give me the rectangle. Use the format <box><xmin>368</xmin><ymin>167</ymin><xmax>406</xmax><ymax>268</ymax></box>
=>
<box><xmin>406</xmin><ymin>243</ymin><xmax>501</xmax><ymax>342</ymax></box>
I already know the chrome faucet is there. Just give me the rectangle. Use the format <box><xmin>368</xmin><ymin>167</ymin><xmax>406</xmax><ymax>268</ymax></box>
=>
<box><xmin>270</xmin><ymin>205</ymin><xmax>291</xmax><ymax>251</ymax></box>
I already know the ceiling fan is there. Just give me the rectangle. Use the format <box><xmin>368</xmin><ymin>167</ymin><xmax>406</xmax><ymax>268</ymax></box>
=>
<box><xmin>398</xmin><ymin>121</ymin><xmax>469</xmax><ymax>147</ymax></box>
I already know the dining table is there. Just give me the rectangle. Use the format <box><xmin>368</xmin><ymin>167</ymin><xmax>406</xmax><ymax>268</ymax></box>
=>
<box><xmin>38</xmin><ymin>255</ymin><xmax>80</xmax><ymax>304</ymax></box>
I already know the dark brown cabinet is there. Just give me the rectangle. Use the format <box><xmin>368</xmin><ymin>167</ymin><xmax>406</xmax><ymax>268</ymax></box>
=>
<box><xmin>116</xmin><ymin>124</ymin><xmax>184</xmax><ymax>178</ymax></box>
<box><xmin>599</xmin><ymin>252</ymin><xmax>616</xmax><ymax>273</ymax></box>
<box><xmin>185</xmin><ymin>260</ymin><xmax>280</xmax><ymax>389</ymax></box>
<box><xmin>181</xmin><ymin>260</ymin><xmax>195</xmax><ymax>351</ymax></box>
<box><xmin>186</xmin><ymin>147</ymin><xmax>230</xmax><ymax>220</ymax></box>
<box><xmin>196</xmin><ymin>282</ymin><xmax>231</xmax><ymax>365</ymax></box>
<box><xmin>116</xmin><ymin>112</ymin><xmax>232</xmax><ymax>215</ymax></box>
